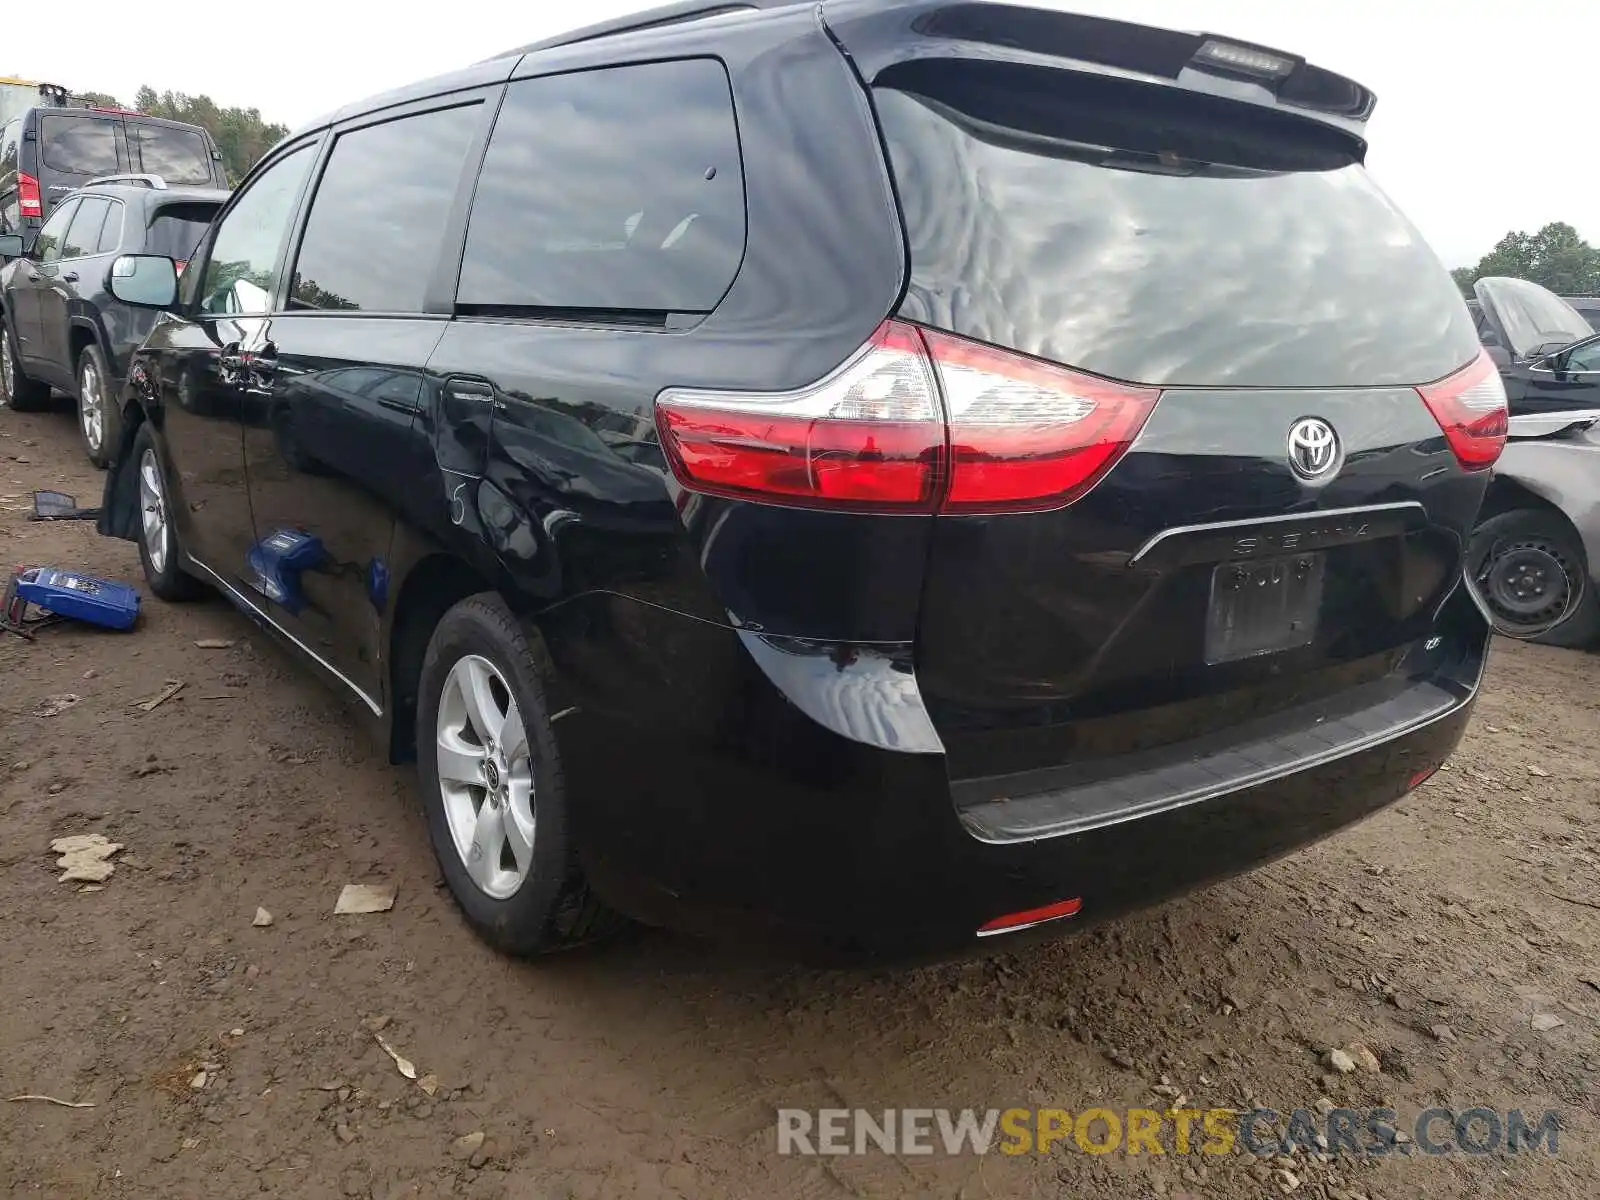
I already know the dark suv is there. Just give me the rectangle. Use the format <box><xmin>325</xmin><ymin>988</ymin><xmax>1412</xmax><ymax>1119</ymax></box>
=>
<box><xmin>1</xmin><ymin>105</ymin><xmax>227</xmax><ymax>255</ymax></box>
<box><xmin>93</xmin><ymin>0</ymin><xmax>1525</xmax><ymax>960</ymax></box>
<box><xmin>0</xmin><ymin>177</ymin><xmax>228</xmax><ymax>463</ymax></box>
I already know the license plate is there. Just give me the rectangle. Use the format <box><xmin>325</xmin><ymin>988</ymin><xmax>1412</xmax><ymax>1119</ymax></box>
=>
<box><xmin>1205</xmin><ymin>554</ymin><xmax>1324</xmax><ymax>664</ymax></box>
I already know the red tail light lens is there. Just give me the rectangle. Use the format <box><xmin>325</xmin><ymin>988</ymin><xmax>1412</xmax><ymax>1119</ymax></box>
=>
<box><xmin>655</xmin><ymin>322</ymin><xmax>1161</xmax><ymax>514</ymax></box>
<box><xmin>1417</xmin><ymin>350</ymin><xmax>1507</xmax><ymax>471</ymax></box>
<box><xmin>655</xmin><ymin>321</ymin><xmax>944</xmax><ymax>510</ymax></box>
<box><xmin>18</xmin><ymin>172</ymin><xmax>42</xmax><ymax>219</ymax></box>
<box><xmin>977</xmin><ymin>896</ymin><xmax>1083</xmax><ymax>937</ymax></box>
<box><xmin>921</xmin><ymin>328</ymin><xmax>1161</xmax><ymax>513</ymax></box>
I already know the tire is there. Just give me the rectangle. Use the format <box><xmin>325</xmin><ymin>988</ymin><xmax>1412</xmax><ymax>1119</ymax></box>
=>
<box><xmin>1468</xmin><ymin>508</ymin><xmax>1599</xmax><ymax>649</ymax></box>
<box><xmin>1</xmin><ymin>318</ymin><xmax>51</xmax><ymax>412</ymax></box>
<box><xmin>76</xmin><ymin>342</ymin><xmax>122</xmax><ymax>468</ymax></box>
<box><xmin>416</xmin><ymin>593</ymin><xmax>621</xmax><ymax>955</ymax></box>
<box><xmin>130</xmin><ymin>422</ymin><xmax>203</xmax><ymax>602</ymax></box>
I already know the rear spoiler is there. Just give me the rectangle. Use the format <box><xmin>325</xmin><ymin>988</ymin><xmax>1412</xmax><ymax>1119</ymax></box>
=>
<box><xmin>1506</xmin><ymin>410</ymin><xmax>1600</xmax><ymax>442</ymax></box>
<box><xmin>821</xmin><ymin>1</ymin><xmax>1376</xmax><ymax>138</ymax></box>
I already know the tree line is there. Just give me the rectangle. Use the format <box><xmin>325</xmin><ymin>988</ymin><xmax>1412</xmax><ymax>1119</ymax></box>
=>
<box><xmin>79</xmin><ymin>86</ymin><xmax>289</xmax><ymax>186</ymax></box>
<box><xmin>1451</xmin><ymin>222</ymin><xmax>1600</xmax><ymax>297</ymax></box>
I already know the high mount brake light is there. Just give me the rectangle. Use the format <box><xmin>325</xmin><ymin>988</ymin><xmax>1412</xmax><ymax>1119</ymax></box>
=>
<box><xmin>1416</xmin><ymin>350</ymin><xmax>1508</xmax><ymax>471</ymax></box>
<box><xmin>654</xmin><ymin>322</ymin><xmax>1161</xmax><ymax>514</ymax></box>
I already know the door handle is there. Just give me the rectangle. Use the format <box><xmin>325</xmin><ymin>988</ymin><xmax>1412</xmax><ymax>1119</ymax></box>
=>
<box><xmin>248</xmin><ymin>354</ymin><xmax>278</xmax><ymax>387</ymax></box>
<box><xmin>218</xmin><ymin>342</ymin><xmax>244</xmax><ymax>384</ymax></box>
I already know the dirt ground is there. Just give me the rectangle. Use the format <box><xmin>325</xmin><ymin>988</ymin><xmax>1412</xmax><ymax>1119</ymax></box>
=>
<box><xmin>2</xmin><ymin>404</ymin><xmax>1598</xmax><ymax>1200</ymax></box>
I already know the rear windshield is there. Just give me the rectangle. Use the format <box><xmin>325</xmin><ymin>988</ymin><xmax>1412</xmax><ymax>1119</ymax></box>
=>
<box><xmin>130</xmin><ymin>121</ymin><xmax>213</xmax><ymax>186</ymax></box>
<box><xmin>40</xmin><ymin>113</ymin><xmax>120</xmax><ymax>175</ymax></box>
<box><xmin>146</xmin><ymin>203</ymin><xmax>219</xmax><ymax>261</ymax></box>
<box><xmin>874</xmin><ymin>64</ymin><xmax>1478</xmax><ymax>389</ymax></box>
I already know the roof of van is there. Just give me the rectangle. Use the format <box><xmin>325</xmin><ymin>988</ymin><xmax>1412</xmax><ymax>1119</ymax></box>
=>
<box><xmin>278</xmin><ymin>1</ymin><xmax>1374</xmax><ymax>156</ymax></box>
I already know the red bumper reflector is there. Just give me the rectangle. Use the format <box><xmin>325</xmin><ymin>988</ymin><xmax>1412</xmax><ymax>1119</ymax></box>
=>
<box><xmin>976</xmin><ymin>896</ymin><xmax>1083</xmax><ymax>937</ymax></box>
<box><xmin>1408</xmin><ymin>765</ymin><xmax>1439</xmax><ymax>790</ymax></box>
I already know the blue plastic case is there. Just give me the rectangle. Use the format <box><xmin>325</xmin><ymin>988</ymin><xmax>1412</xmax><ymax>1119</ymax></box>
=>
<box><xmin>15</xmin><ymin>568</ymin><xmax>141</xmax><ymax>631</ymax></box>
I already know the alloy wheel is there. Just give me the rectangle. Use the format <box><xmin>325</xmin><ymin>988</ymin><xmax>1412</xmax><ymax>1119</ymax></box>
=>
<box><xmin>80</xmin><ymin>358</ymin><xmax>105</xmax><ymax>452</ymax></box>
<box><xmin>138</xmin><ymin>447</ymin><xmax>170</xmax><ymax>575</ymax></box>
<box><xmin>435</xmin><ymin>655</ymin><xmax>537</xmax><ymax>900</ymax></box>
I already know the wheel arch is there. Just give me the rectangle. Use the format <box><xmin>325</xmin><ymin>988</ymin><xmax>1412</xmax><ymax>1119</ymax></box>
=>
<box><xmin>68</xmin><ymin>316</ymin><xmax>105</xmax><ymax>370</ymax></box>
<box><xmin>1476</xmin><ymin>475</ymin><xmax>1566</xmax><ymax>526</ymax></box>
<box><xmin>1478</xmin><ymin>471</ymin><xmax>1598</xmax><ymax>583</ymax></box>
<box><xmin>386</xmin><ymin>551</ymin><xmax>498</xmax><ymax>765</ymax></box>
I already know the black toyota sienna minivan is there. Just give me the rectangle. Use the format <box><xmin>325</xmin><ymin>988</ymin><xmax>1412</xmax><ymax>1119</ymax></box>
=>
<box><xmin>97</xmin><ymin>0</ymin><xmax>1513</xmax><ymax>959</ymax></box>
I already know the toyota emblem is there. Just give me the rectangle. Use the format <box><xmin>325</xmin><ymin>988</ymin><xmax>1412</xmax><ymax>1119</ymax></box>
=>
<box><xmin>1287</xmin><ymin>417</ymin><xmax>1341</xmax><ymax>482</ymax></box>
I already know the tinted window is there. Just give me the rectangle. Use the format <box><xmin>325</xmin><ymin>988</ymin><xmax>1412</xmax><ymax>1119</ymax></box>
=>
<box><xmin>95</xmin><ymin>200</ymin><xmax>125</xmax><ymax>253</ymax></box>
<box><xmin>875</xmin><ymin>66</ymin><xmax>1478</xmax><ymax>388</ymax></box>
<box><xmin>61</xmin><ymin>195</ymin><xmax>111</xmax><ymax>258</ymax></box>
<box><xmin>145</xmin><ymin>203</ymin><xmax>220</xmax><ymax>261</ymax></box>
<box><xmin>199</xmin><ymin>144</ymin><xmax>316</xmax><ymax>316</ymax></box>
<box><xmin>289</xmin><ymin>104</ymin><xmax>480</xmax><ymax>313</ymax></box>
<box><xmin>1567</xmin><ymin>340</ymin><xmax>1600</xmax><ymax>372</ymax></box>
<box><xmin>130</xmin><ymin>122</ymin><xmax>213</xmax><ymax>186</ymax></box>
<box><xmin>40</xmin><ymin>114</ymin><xmax>120</xmax><ymax>175</ymax></box>
<box><xmin>458</xmin><ymin>59</ymin><xmax>745</xmax><ymax>314</ymax></box>
<box><xmin>33</xmin><ymin>197</ymin><xmax>77</xmax><ymax>263</ymax></box>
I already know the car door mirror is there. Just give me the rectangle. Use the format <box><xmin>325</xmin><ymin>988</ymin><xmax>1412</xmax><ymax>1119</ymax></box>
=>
<box><xmin>0</xmin><ymin>233</ymin><xmax>23</xmax><ymax>259</ymax></box>
<box><xmin>107</xmin><ymin>254</ymin><xmax>179</xmax><ymax>309</ymax></box>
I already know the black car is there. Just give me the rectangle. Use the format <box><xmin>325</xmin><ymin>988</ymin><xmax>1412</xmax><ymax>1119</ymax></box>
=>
<box><xmin>91</xmin><ymin>0</ymin><xmax>1528</xmax><ymax>960</ymax></box>
<box><xmin>1</xmin><ymin>105</ymin><xmax>227</xmax><ymax>256</ymax></box>
<box><xmin>1471</xmin><ymin>277</ymin><xmax>1600</xmax><ymax>414</ymax></box>
<box><xmin>0</xmin><ymin>177</ymin><xmax>228</xmax><ymax>464</ymax></box>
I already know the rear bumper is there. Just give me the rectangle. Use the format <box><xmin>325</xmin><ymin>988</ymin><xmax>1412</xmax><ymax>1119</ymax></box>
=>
<box><xmin>549</xmin><ymin>589</ymin><xmax>1488</xmax><ymax>961</ymax></box>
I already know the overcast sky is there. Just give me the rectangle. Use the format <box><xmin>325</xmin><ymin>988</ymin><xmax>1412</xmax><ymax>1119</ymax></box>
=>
<box><xmin>14</xmin><ymin>0</ymin><xmax>1593</xmax><ymax>266</ymax></box>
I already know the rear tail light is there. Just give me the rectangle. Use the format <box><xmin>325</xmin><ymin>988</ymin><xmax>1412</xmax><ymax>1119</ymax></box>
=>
<box><xmin>1417</xmin><ymin>350</ymin><xmax>1507</xmax><ymax>471</ymax></box>
<box><xmin>654</xmin><ymin>322</ymin><xmax>944</xmax><ymax>511</ymax></box>
<box><xmin>654</xmin><ymin>321</ymin><xmax>1161</xmax><ymax>514</ymax></box>
<box><xmin>18</xmin><ymin>172</ymin><xmax>42</xmax><ymax>219</ymax></box>
<box><xmin>921</xmin><ymin>328</ymin><xmax>1161</xmax><ymax>513</ymax></box>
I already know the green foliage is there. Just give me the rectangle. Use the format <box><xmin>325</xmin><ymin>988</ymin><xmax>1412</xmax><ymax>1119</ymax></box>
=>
<box><xmin>87</xmin><ymin>85</ymin><xmax>289</xmax><ymax>186</ymax></box>
<box><xmin>1454</xmin><ymin>223</ymin><xmax>1600</xmax><ymax>297</ymax></box>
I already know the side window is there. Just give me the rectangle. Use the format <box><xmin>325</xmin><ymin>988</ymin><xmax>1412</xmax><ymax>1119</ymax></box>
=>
<box><xmin>1567</xmin><ymin>340</ymin><xmax>1600</xmax><ymax>372</ymax></box>
<box><xmin>40</xmin><ymin>114</ymin><xmax>121</xmax><ymax>176</ymax></box>
<box><xmin>458</xmin><ymin>59</ymin><xmax>746</xmax><ymax>315</ymax></box>
<box><xmin>61</xmin><ymin>196</ymin><xmax>111</xmax><ymax>259</ymax></box>
<box><xmin>95</xmin><ymin>200</ymin><xmax>125</xmax><ymax>253</ymax></box>
<box><xmin>0</xmin><ymin>192</ymin><xmax>17</xmax><ymax>237</ymax></box>
<box><xmin>289</xmin><ymin>104</ymin><xmax>481</xmax><ymax>313</ymax></box>
<box><xmin>33</xmin><ymin>198</ymin><xmax>79</xmax><ymax>263</ymax></box>
<box><xmin>198</xmin><ymin>144</ymin><xmax>316</xmax><ymax>317</ymax></box>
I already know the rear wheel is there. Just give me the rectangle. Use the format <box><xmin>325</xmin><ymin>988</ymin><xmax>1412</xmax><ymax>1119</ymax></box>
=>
<box><xmin>76</xmin><ymin>343</ymin><xmax>121</xmax><ymax>467</ymax></box>
<box><xmin>131</xmin><ymin>423</ymin><xmax>203</xmax><ymax>602</ymax></box>
<box><xmin>1469</xmin><ymin>509</ymin><xmax>1598</xmax><ymax>648</ymax></box>
<box><xmin>1</xmin><ymin>319</ymin><xmax>51</xmax><ymax>412</ymax></box>
<box><xmin>416</xmin><ymin>593</ymin><xmax>621</xmax><ymax>955</ymax></box>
